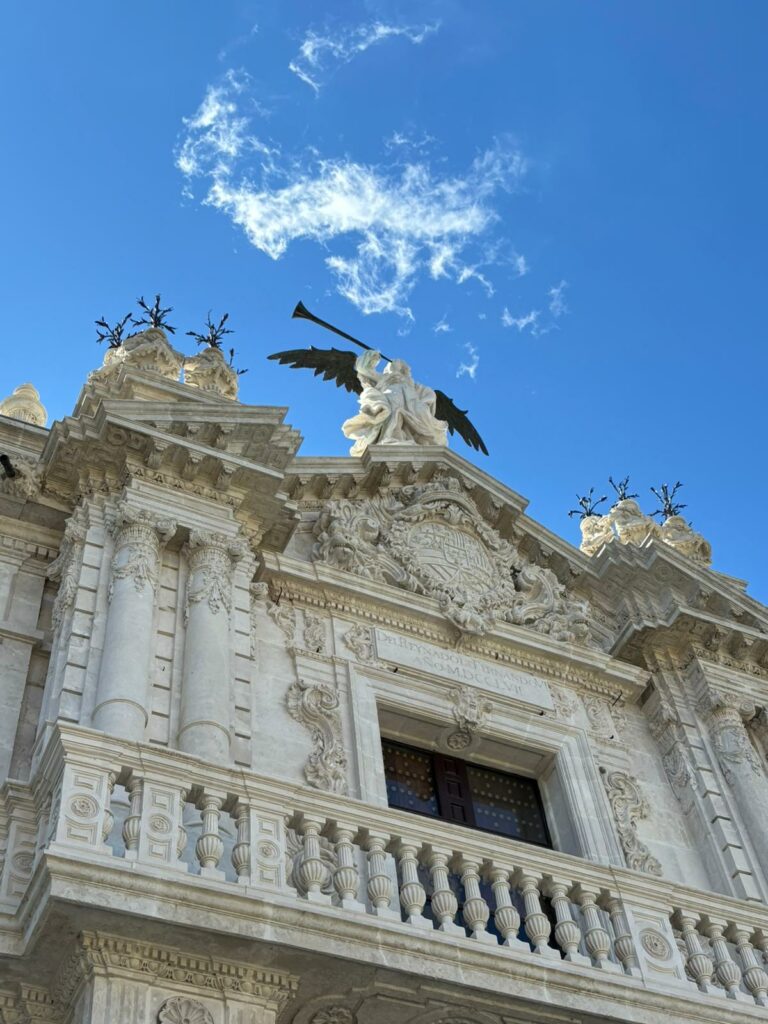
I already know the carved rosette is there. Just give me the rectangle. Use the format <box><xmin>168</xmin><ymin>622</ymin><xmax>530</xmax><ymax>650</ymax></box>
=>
<box><xmin>107</xmin><ymin>508</ymin><xmax>177</xmax><ymax>602</ymax></box>
<box><xmin>602</xmin><ymin>770</ymin><xmax>663</xmax><ymax>876</ymax></box>
<box><xmin>286</xmin><ymin>677</ymin><xmax>348</xmax><ymax>794</ymax></box>
<box><xmin>186</xmin><ymin>531</ymin><xmax>245</xmax><ymax>617</ymax></box>
<box><xmin>312</xmin><ymin>474</ymin><xmax>593</xmax><ymax>643</ymax></box>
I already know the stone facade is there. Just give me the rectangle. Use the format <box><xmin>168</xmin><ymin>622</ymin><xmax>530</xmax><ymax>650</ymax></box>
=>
<box><xmin>1</xmin><ymin>341</ymin><xmax>768</xmax><ymax>1022</ymax></box>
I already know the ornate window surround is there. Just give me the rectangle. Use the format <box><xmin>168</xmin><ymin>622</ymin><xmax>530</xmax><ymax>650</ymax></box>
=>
<box><xmin>347</xmin><ymin>662</ymin><xmax>625</xmax><ymax>868</ymax></box>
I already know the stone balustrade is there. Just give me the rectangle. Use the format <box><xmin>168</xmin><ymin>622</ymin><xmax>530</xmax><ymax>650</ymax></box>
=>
<box><xmin>2</xmin><ymin>723</ymin><xmax>768</xmax><ymax>1016</ymax></box>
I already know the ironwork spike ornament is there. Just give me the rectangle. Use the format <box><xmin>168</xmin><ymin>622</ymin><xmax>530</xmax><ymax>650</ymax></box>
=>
<box><xmin>650</xmin><ymin>481</ymin><xmax>686</xmax><ymax>521</ymax></box>
<box><xmin>95</xmin><ymin>312</ymin><xmax>132</xmax><ymax>349</ymax></box>
<box><xmin>187</xmin><ymin>311</ymin><xmax>233</xmax><ymax>349</ymax></box>
<box><xmin>268</xmin><ymin>301</ymin><xmax>488</xmax><ymax>455</ymax></box>
<box><xmin>608</xmin><ymin>475</ymin><xmax>638</xmax><ymax>503</ymax></box>
<box><xmin>132</xmin><ymin>294</ymin><xmax>176</xmax><ymax>334</ymax></box>
<box><xmin>568</xmin><ymin>488</ymin><xmax>608</xmax><ymax>520</ymax></box>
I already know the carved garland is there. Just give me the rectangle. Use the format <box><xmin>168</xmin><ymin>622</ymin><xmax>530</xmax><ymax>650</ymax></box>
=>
<box><xmin>602</xmin><ymin>770</ymin><xmax>663</xmax><ymax>876</ymax></box>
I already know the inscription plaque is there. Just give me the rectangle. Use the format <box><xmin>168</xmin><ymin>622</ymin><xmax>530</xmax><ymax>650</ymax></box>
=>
<box><xmin>374</xmin><ymin>628</ymin><xmax>553</xmax><ymax>711</ymax></box>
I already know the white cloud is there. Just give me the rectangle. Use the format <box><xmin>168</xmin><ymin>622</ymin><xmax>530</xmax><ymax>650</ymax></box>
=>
<box><xmin>177</xmin><ymin>74</ymin><xmax>527</xmax><ymax>317</ymax></box>
<box><xmin>433</xmin><ymin>316</ymin><xmax>452</xmax><ymax>334</ymax></box>
<box><xmin>548</xmin><ymin>279</ymin><xmax>568</xmax><ymax>317</ymax></box>
<box><xmin>456</xmin><ymin>343</ymin><xmax>479</xmax><ymax>379</ymax></box>
<box><xmin>289</xmin><ymin>21</ymin><xmax>439</xmax><ymax>94</ymax></box>
<box><xmin>501</xmin><ymin>307</ymin><xmax>540</xmax><ymax>332</ymax></box>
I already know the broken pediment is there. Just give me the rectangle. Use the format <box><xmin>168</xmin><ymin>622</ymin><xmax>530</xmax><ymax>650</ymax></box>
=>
<box><xmin>312</xmin><ymin>470</ymin><xmax>594</xmax><ymax>644</ymax></box>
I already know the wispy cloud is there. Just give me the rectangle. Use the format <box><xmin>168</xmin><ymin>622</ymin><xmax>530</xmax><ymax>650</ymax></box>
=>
<box><xmin>456</xmin><ymin>343</ymin><xmax>480</xmax><ymax>379</ymax></box>
<box><xmin>176</xmin><ymin>73</ymin><xmax>527</xmax><ymax>317</ymax></box>
<box><xmin>501</xmin><ymin>307</ymin><xmax>539</xmax><ymax>332</ymax></box>
<box><xmin>548</xmin><ymin>279</ymin><xmax>568</xmax><ymax>317</ymax></box>
<box><xmin>289</xmin><ymin>21</ymin><xmax>439</xmax><ymax>94</ymax></box>
<box><xmin>433</xmin><ymin>316</ymin><xmax>452</xmax><ymax>333</ymax></box>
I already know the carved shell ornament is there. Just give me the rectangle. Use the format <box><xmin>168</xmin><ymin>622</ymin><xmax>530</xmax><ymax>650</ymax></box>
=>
<box><xmin>313</xmin><ymin>474</ymin><xmax>593</xmax><ymax>642</ymax></box>
<box><xmin>157</xmin><ymin>997</ymin><xmax>214</xmax><ymax>1024</ymax></box>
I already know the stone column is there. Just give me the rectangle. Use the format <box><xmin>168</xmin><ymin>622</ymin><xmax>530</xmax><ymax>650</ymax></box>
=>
<box><xmin>699</xmin><ymin>690</ymin><xmax>768</xmax><ymax>880</ymax></box>
<box><xmin>178</xmin><ymin>530</ymin><xmax>244</xmax><ymax>762</ymax></box>
<box><xmin>92</xmin><ymin>508</ymin><xmax>176</xmax><ymax>740</ymax></box>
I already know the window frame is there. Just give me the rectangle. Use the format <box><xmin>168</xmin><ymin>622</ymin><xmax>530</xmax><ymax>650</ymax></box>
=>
<box><xmin>382</xmin><ymin>737</ymin><xmax>553</xmax><ymax>850</ymax></box>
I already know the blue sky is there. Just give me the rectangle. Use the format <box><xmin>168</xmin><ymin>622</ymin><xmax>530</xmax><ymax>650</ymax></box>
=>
<box><xmin>2</xmin><ymin>2</ymin><xmax>766</xmax><ymax>600</ymax></box>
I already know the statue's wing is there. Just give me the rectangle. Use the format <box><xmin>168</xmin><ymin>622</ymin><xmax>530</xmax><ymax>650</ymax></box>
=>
<box><xmin>434</xmin><ymin>390</ymin><xmax>489</xmax><ymax>456</ymax></box>
<box><xmin>268</xmin><ymin>347</ymin><xmax>362</xmax><ymax>394</ymax></box>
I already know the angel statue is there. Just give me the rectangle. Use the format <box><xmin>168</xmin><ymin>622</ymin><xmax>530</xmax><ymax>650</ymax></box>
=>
<box><xmin>268</xmin><ymin>302</ymin><xmax>488</xmax><ymax>456</ymax></box>
<box><xmin>338</xmin><ymin>349</ymin><xmax>447</xmax><ymax>455</ymax></box>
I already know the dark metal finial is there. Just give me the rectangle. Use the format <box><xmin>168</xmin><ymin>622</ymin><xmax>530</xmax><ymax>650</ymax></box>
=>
<box><xmin>132</xmin><ymin>294</ymin><xmax>176</xmax><ymax>334</ymax></box>
<box><xmin>186</xmin><ymin>311</ymin><xmax>233</xmax><ymax>350</ymax></box>
<box><xmin>608</xmin><ymin>475</ymin><xmax>638</xmax><ymax>503</ymax></box>
<box><xmin>650</xmin><ymin>481</ymin><xmax>686</xmax><ymax>520</ymax></box>
<box><xmin>568</xmin><ymin>488</ymin><xmax>608</xmax><ymax>520</ymax></box>
<box><xmin>0</xmin><ymin>454</ymin><xmax>17</xmax><ymax>479</ymax></box>
<box><xmin>228</xmin><ymin>347</ymin><xmax>248</xmax><ymax>376</ymax></box>
<box><xmin>95</xmin><ymin>312</ymin><xmax>132</xmax><ymax>349</ymax></box>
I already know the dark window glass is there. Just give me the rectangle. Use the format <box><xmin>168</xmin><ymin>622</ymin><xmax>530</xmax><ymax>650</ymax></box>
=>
<box><xmin>383</xmin><ymin>742</ymin><xmax>440</xmax><ymax>817</ymax></box>
<box><xmin>382</xmin><ymin>739</ymin><xmax>551</xmax><ymax>848</ymax></box>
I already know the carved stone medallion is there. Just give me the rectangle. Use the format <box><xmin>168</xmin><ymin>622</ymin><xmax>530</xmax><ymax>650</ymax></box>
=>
<box><xmin>313</xmin><ymin>473</ymin><xmax>592</xmax><ymax>641</ymax></box>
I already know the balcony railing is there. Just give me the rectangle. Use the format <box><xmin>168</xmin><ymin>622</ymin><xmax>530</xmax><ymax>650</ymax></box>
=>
<box><xmin>2</xmin><ymin>724</ymin><xmax>768</xmax><ymax>1017</ymax></box>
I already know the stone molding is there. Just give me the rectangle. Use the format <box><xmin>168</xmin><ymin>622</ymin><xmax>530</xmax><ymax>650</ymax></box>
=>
<box><xmin>0</xmin><ymin>985</ymin><xmax>59</xmax><ymax>1024</ymax></box>
<box><xmin>53</xmin><ymin>932</ymin><xmax>297</xmax><ymax>1015</ymax></box>
<box><xmin>312</xmin><ymin>473</ymin><xmax>593</xmax><ymax>643</ymax></box>
<box><xmin>602</xmin><ymin>770</ymin><xmax>663</xmax><ymax>877</ymax></box>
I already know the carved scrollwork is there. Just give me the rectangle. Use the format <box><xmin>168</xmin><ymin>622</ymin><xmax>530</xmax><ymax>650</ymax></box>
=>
<box><xmin>446</xmin><ymin>685</ymin><xmax>492</xmax><ymax>750</ymax></box>
<box><xmin>312</xmin><ymin>474</ymin><xmax>593</xmax><ymax>642</ymax></box>
<box><xmin>302</xmin><ymin>611</ymin><xmax>328</xmax><ymax>654</ymax></box>
<box><xmin>602</xmin><ymin>770</ymin><xmax>663</xmax><ymax>876</ymax></box>
<box><xmin>342</xmin><ymin>623</ymin><xmax>375</xmax><ymax>662</ymax></box>
<box><xmin>47</xmin><ymin>506</ymin><xmax>88</xmax><ymax>629</ymax></box>
<box><xmin>286</xmin><ymin>678</ymin><xmax>347</xmax><ymax>793</ymax></box>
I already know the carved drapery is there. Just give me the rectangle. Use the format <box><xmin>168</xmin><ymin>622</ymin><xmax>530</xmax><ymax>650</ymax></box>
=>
<box><xmin>287</xmin><ymin>677</ymin><xmax>347</xmax><ymax>794</ymax></box>
<box><xmin>602</xmin><ymin>770</ymin><xmax>662</xmax><ymax>876</ymax></box>
<box><xmin>92</xmin><ymin>507</ymin><xmax>176</xmax><ymax>740</ymax></box>
<box><xmin>312</xmin><ymin>474</ymin><xmax>593</xmax><ymax>642</ymax></box>
<box><xmin>47</xmin><ymin>507</ymin><xmax>88</xmax><ymax>630</ymax></box>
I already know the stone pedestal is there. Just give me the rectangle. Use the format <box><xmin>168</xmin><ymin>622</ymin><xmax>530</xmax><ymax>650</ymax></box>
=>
<box><xmin>178</xmin><ymin>531</ymin><xmax>245</xmax><ymax>762</ymax></box>
<box><xmin>92</xmin><ymin>509</ymin><xmax>176</xmax><ymax>740</ymax></box>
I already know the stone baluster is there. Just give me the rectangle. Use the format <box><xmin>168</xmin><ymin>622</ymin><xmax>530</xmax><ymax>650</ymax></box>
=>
<box><xmin>675</xmin><ymin>911</ymin><xmax>718</xmax><ymax>994</ymax></box>
<box><xmin>396</xmin><ymin>842</ymin><xmax>430</xmax><ymax>929</ymax></box>
<box><xmin>231</xmin><ymin>801</ymin><xmax>251</xmax><ymax>884</ymax></box>
<box><xmin>122</xmin><ymin>776</ymin><xmax>143</xmax><ymax>861</ymax></box>
<box><xmin>754</xmin><ymin>931</ymin><xmax>768</xmax><ymax>970</ymax></box>
<box><xmin>548</xmin><ymin>877</ymin><xmax>590</xmax><ymax>965</ymax></box>
<box><xmin>489</xmin><ymin>867</ymin><xmax>528</xmax><ymax>951</ymax></box>
<box><xmin>195</xmin><ymin>794</ymin><xmax>225</xmax><ymax>880</ymax></box>
<box><xmin>297</xmin><ymin>817</ymin><xmax>331</xmax><ymax>904</ymax></box>
<box><xmin>100</xmin><ymin>772</ymin><xmax>117</xmax><ymax>847</ymax></box>
<box><xmin>365</xmin><ymin>833</ymin><xmax>397</xmax><ymax>919</ymax></box>
<box><xmin>459</xmin><ymin>859</ymin><xmax>495</xmax><ymax>944</ymax></box>
<box><xmin>179</xmin><ymin>531</ymin><xmax>245</xmax><ymax>763</ymax></box>
<box><xmin>518</xmin><ymin>872</ymin><xmax>559</xmax><ymax>959</ymax></box>
<box><xmin>604</xmin><ymin>897</ymin><xmax>640</xmax><ymax>976</ymax></box>
<box><xmin>730</xmin><ymin>927</ymin><xmax>768</xmax><ymax>1006</ymax></box>
<box><xmin>573</xmin><ymin>885</ymin><xmax>621</xmax><ymax>972</ymax></box>
<box><xmin>92</xmin><ymin>509</ymin><xmax>176</xmax><ymax>740</ymax></box>
<box><xmin>427</xmin><ymin>849</ymin><xmax>462</xmax><ymax>935</ymax></box>
<box><xmin>332</xmin><ymin>824</ymin><xmax>364</xmax><ymax>912</ymax></box>
<box><xmin>703</xmin><ymin>919</ymin><xmax>745</xmax><ymax>1000</ymax></box>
